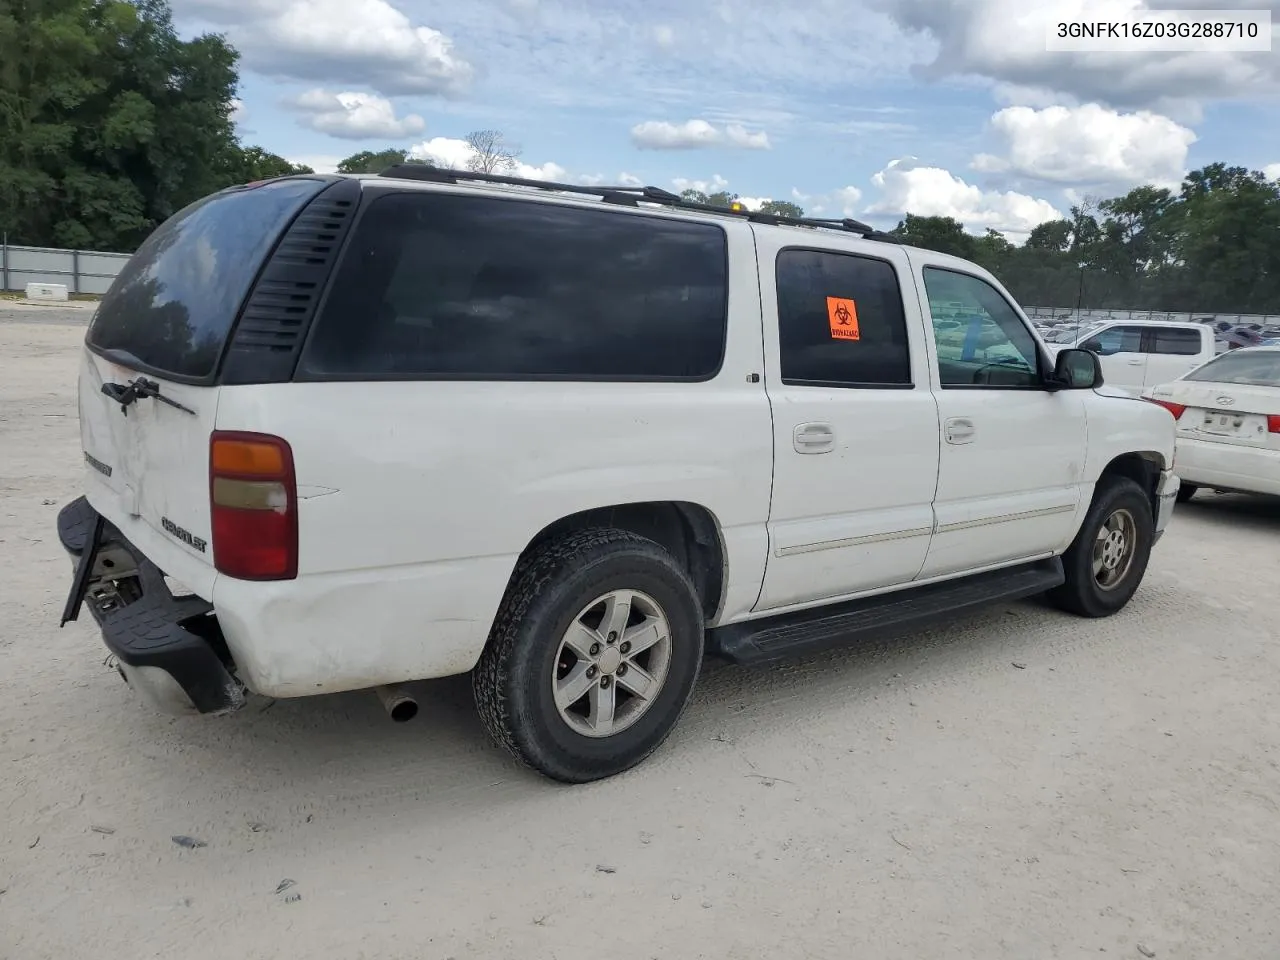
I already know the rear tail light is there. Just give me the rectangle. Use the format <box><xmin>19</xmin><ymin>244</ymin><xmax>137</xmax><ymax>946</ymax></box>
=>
<box><xmin>1268</xmin><ymin>415</ymin><xmax>1280</xmax><ymax>434</ymax></box>
<box><xmin>1146</xmin><ymin>398</ymin><xmax>1186</xmax><ymax>420</ymax></box>
<box><xmin>209</xmin><ymin>432</ymin><xmax>297</xmax><ymax>580</ymax></box>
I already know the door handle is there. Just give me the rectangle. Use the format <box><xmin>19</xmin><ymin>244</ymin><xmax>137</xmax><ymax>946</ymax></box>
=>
<box><xmin>944</xmin><ymin>417</ymin><xmax>975</xmax><ymax>444</ymax></box>
<box><xmin>1127</xmin><ymin>358</ymin><xmax>1144</xmax><ymax>365</ymax></box>
<box><xmin>793</xmin><ymin>422</ymin><xmax>835</xmax><ymax>454</ymax></box>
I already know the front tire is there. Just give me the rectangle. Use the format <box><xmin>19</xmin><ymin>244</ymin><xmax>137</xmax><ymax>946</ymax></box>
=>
<box><xmin>473</xmin><ymin>528</ymin><xmax>704</xmax><ymax>783</ymax></box>
<box><xmin>1047</xmin><ymin>477</ymin><xmax>1154</xmax><ymax>618</ymax></box>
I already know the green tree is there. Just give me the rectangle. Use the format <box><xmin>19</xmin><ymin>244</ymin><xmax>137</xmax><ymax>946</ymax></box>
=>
<box><xmin>890</xmin><ymin>214</ymin><xmax>978</xmax><ymax>259</ymax></box>
<box><xmin>0</xmin><ymin>0</ymin><xmax>243</xmax><ymax>250</ymax></box>
<box><xmin>337</xmin><ymin>148</ymin><xmax>432</xmax><ymax>174</ymax></box>
<box><xmin>233</xmin><ymin>146</ymin><xmax>313</xmax><ymax>181</ymax></box>
<box><xmin>758</xmin><ymin>199</ymin><xmax>805</xmax><ymax>218</ymax></box>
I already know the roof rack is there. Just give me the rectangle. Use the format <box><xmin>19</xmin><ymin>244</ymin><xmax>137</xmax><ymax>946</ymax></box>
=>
<box><xmin>376</xmin><ymin>164</ymin><xmax>899</xmax><ymax>243</ymax></box>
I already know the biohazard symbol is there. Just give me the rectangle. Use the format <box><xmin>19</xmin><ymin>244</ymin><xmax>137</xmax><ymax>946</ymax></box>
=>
<box><xmin>826</xmin><ymin>297</ymin><xmax>860</xmax><ymax>340</ymax></box>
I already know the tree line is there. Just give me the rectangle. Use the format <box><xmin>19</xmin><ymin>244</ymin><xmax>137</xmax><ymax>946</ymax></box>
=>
<box><xmin>3</xmin><ymin>1</ymin><xmax>1276</xmax><ymax>313</ymax></box>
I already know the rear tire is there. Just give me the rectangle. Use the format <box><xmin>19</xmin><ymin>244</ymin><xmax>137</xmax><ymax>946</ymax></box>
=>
<box><xmin>473</xmin><ymin>528</ymin><xmax>704</xmax><ymax>783</ymax></box>
<box><xmin>1047</xmin><ymin>477</ymin><xmax>1154</xmax><ymax>618</ymax></box>
<box><xmin>1176</xmin><ymin>483</ymin><xmax>1198</xmax><ymax>503</ymax></box>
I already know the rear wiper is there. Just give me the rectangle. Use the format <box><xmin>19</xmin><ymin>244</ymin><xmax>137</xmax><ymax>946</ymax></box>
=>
<box><xmin>101</xmin><ymin>376</ymin><xmax>196</xmax><ymax>417</ymax></box>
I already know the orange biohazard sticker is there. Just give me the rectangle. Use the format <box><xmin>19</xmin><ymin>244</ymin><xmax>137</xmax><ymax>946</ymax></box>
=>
<box><xmin>826</xmin><ymin>297</ymin><xmax>860</xmax><ymax>340</ymax></box>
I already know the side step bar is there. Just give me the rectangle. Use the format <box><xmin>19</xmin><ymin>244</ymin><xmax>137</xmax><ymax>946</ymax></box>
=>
<box><xmin>707</xmin><ymin>558</ymin><xmax>1065</xmax><ymax>667</ymax></box>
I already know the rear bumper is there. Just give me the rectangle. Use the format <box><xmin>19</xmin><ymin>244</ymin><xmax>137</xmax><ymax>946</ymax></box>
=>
<box><xmin>1153</xmin><ymin>468</ymin><xmax>1179</xmax><ymax>543</ymax></box>
<box><xmin>57</xmin><ymin>496</ymin><xmax>245</xmax><ymax>716</ymax></box>
<box><xmin>1174</xmin><ymin>437</ymin><xmax>1280</xmax><ymax>497</ymax></box>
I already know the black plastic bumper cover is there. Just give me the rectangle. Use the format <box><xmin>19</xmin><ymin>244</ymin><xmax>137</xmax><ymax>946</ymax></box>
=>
<box><xmin>57</xmin><ymin>496</ymin><xmax>245</xmax><ymax>715</ymax></box>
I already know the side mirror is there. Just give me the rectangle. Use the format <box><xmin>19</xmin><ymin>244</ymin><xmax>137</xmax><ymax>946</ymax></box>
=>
<box><xmin>1080</xmin><ymin>338</ymin><xmax>1102</xmax><ymax>353</ymax></box>
<box><xmin>1050</xmin><ymin>348</ymin><xmax>1102</xmax><ymax>389</ymax></box>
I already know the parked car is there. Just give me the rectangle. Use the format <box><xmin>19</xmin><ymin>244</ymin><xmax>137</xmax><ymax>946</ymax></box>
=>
<box><xmin>1047</xmin><ymin>319</ymin><xmax>1216</xmax><ymax>396</ymax></box>
<box><xmin>1144</xmin><ymin>345</ymin><xmax>1280</xmax><ymax>501</ymax></box>
<box><xmin>57</xmin><ymin>168</ymin><xmax>1180</xmax><ymax>783</ymax></box>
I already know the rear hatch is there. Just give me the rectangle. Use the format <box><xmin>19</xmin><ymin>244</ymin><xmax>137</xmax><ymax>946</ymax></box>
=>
<box><xmin>77</xmin><ymin>177</ymin><xmax>330</xmax><ymax>598</ymax></box>
<box><xmin>1148</xmin><ymin>350</ymin><xmax>1280</xmax><ymax>450</ymax></box>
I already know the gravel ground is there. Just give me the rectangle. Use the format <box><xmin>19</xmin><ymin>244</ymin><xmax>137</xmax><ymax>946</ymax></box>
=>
<box><xmin>2</xmin><ymin>313</ymin><xmax>1279</xmax><ymax>960</ymax></box>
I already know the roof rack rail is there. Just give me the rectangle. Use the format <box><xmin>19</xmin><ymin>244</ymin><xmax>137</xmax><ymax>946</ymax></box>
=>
<box><xmin>376</xmin><ymin>164</ymin><xmax>898</xmax><ymax>243</ymax></box>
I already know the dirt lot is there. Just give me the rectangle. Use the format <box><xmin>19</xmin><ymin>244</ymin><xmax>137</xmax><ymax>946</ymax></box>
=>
<box><xmin>2</xmin><ymin>311</ymin><xmax>1279</xmax><ymax>960</ymax></box>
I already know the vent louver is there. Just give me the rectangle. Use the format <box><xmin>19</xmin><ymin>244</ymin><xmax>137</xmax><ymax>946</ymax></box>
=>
<box><xmin>219</xmin><ymin>177</ymin><xmax>362</xmax><ymax>385</ymax></box>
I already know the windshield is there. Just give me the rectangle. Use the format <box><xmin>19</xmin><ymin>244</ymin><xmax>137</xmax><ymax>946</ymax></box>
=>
<box><xmin>87</xmin><ymin>178</ymin><xmax>327</xmax><ymax>381</ymax></box>
<box><xmin>1184</xmin><ymin>350</ymin><xmax>1280</xmax><ymax>387</ymax></box>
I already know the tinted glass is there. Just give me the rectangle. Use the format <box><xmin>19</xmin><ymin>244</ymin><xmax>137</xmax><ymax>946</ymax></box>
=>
<box><xmin>1151</xmin><ymin>327</ymin><xmax>1202</xmax><ymax>356</ymax></box>
<box><xmin>299</xmin><ymin>193</ymin><xmax>728</xmax><ymax>380</ymax></box>
<box><xmin>922</xmin><ymin>268</ymin><xmax>1040</xmax><ymax>387</ymax></box>
<box><xmin>775</xmin><ymin>249</ymin><xmax>911</xmax><ymax>386</ymax></box>
<box><xmin>1185</xmin><ymin>350</ymin><xmax>1280</xmax><ymax>386</ymax></box>
<box><xmin>88</xmin><ymin>178</ymin><xmax>326</xmax><ymax>379</ymax></box>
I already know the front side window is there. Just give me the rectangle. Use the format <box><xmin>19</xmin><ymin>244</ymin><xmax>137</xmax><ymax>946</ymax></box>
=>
<box><xmin>299</xmin><ymin>192</ymin><xmax>729</xmax><ymax>380</ymax></box>
<box><xmin>922</xmin><ymin>268</ymin><xmax>1040</xmax><ymax>388</ymax></box>
<box><xmin>1083</xmin><ymin>325</ymin><xmax>1144</xmax><ymax>356</ymax></box>
<box><xmin>775</xmin><ymin>248</ymin><xmax>912</xmax><ymax>387</ymax></box>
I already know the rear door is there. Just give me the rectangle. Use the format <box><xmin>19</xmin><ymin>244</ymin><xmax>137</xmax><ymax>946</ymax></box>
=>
<box><xmin>1143</xmin><ymin>325</ymin><xmax>1207</xmax><ymax>388</ymax></box>
<box><xmin>78</xmin><ymin>177</ymin><xmax>330</xmax><ymax>596</ymax></box>
<box><xmin>753</xmin><ymin>232</ymin><xmax>940</xmax><ymax>612</ymax></box>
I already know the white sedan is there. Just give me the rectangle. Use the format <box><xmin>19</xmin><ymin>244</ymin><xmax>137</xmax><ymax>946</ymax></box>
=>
<box><xmin>1143</xmin><ymin>346</ymin><xmax>1280</xmax><ymax>502</ymax></box>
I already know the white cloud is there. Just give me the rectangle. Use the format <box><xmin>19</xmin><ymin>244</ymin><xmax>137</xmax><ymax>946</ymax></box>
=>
<box><xmin>868</xmin><ymin>156</ymin><xmax>1062</xmax><ymax>238</ymax></box>
<box><xmin>879</xmin><ymin>0</ymin><xmax>1280</xmax><ymax>115</ymax></box>
<box><xmin>407</xmin><ymin>137</ymin><xmax>566</xmax><ymax>182</ymax></box>
<box><xmin>1265</xmin><ymin>163</ymin><xmax>1280</xmax><ymax>181</ymax></box>
<box><xmin>972</xmin><ymin>104</ymin><xmax>1197</xmax><ymax>190</ymax></box>
<box><xmin>653</xmin><ymin>24</ymin><xmax>675</xmax><ymax>47</ymax></box>
<box><xmin>229</xmin><ymin>98</ymin><xmax>247</xmax><ymax>125</ymax></box>
<box><xmin>291</xmin><ymin>89</ymin><xmax>426</xmax><ymax>140</ymax></box>
<box><xmin>671</xmin><ymin>174</ymin><xmax>731</xmax><ymax>195</ymax></box>
<box><xmin>631</xmin><ymin>119</ymin><xmax>771</xmax><ymax>150</ymax></box>
<box><xmin>177</xmin><ymin>0</ymin><xmax>474</xmax><ymax>97</ymax></box>
<box><xmin>286</xmin><ymin>154</ymin><xmax>343</xmax><ymax>175</ymax></box>
<box><xmin>832</xmin><ymin>186</ymin><xmax>864</xmax><ymax>216</ymax></box>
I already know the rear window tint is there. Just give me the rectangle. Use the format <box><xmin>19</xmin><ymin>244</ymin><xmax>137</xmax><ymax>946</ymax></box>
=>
<box><xmin>297</xmin><ymin>192</ymin><xmax>729</xmax><ymax>381</ymax></box>
<box><xmin>1185</xmin><ymin>350</ymin><xmax>1280</xmax><ymax>386</ymax></box>
<box><xmin>88</xmin><ymin>178</ymin><xmax>326</xmax><ymax>380</ymax></box>
<box><xmin>1150</xmin><ymin>327</ymin><xmax>1202</xmax><ymax>355</ymax></box>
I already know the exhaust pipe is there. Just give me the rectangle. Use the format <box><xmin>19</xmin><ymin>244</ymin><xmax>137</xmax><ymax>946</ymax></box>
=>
<box><xmin>374</xmin><ymin>684</ymin><xmax>419</xmax><ymax>722</ymax></box>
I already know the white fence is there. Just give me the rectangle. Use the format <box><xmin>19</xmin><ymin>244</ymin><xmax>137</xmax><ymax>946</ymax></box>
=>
<box><xmin>0</xmin><ymin>239</ymin><xmax>130</xmax><ymax>296</ymax></box>
<box><xmin>1024</xmin><ymin>306</ymin><xmax>1280</xmax><ymax>327</ymax></box>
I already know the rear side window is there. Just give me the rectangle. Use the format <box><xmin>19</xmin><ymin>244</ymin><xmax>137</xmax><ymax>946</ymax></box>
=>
<box><xmin>298</xmin><ymin>193</ymin><xmax>729</xmax><ymax>380</ymax></box>
<box><xmin>1150</xmin><ymin>327</ymin><xmax>1202</xmax><ymax>356</ymax></box>
<box><xmin>775</xmin><ymin>249</ymin><xmax>912</xmax><ymax>387</ymax></box>
<box><xmin>88</xmin><ymin>178</ymin><xmax>327</xmax><ymax>380</ymax></box>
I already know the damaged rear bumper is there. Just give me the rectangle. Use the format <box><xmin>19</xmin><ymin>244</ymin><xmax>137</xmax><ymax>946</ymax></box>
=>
<box><xmin>57</xmin><ymin>496</ymin><xmax>245</xmax><ymax>716</ymax></box>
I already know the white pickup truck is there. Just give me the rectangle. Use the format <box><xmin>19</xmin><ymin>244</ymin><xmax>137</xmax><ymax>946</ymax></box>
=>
<box><xmin>1046</xmin><ymin>319</ymin><xmax>1216</xmax><ymax>396</ymax></box>
<box><xmin>58</xmin><ymin>169</ymin><xmax>1180</xmax><ymax>782</ymax></box>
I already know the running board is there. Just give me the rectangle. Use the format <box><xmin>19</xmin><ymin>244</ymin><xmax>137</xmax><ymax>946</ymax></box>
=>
<box><xmin>707</xmin><ymin>558</ymin><xmax>1065</xmax><ymax>667</ymax></box>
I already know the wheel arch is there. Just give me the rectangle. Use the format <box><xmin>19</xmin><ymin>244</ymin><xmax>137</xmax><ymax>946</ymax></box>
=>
<box><xmin>519</xmin><ymin>501</ymin><xmax>727</xmax><ymax>624</ymax></box>
<box><xmin>1097</xmin><ymin>450</ymin><xmax>1166</xmax><ymax>518</ymax></box>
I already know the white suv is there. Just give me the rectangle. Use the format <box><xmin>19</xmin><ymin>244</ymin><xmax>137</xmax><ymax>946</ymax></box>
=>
<box><xmin>58</xmin><ymin>168</ymin><xmax>1180</xmax><ymax>782</ymax></box>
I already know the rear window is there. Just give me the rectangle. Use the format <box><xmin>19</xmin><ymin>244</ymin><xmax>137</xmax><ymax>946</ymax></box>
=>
<box><xmin>88</xmin><ymin>178</ymin><xmax>327</xmax><ymax>380</ymax></box>
<box><xmin>297</xmin><ymin>192</ymin><xmax>728</xmax><ymax>381</ymax></box>
<box><xmin>1185</xmin><ymin>350</ymin><xmax>1280</xmax><ymax>386</ymax></box>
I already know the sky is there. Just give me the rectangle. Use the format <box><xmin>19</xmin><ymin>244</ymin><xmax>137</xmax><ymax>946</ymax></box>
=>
<box><xmin>172</xmin><ymin>0</ymin><xmax>1280</xmax><ymax>239</ymax></box>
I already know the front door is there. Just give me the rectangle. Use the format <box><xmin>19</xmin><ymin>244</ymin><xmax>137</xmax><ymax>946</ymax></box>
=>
<box><xmin>1081</xmin><ymin>324</ymin><xmax>1148</xmax><ymax>394</ymax></box>
<box><xmin>911</xmin><ymin>260</ymin><xmax>1089</xmax><ymax>580</ymax></box>
<box><xmin>754</xmin><ymin>234</ymin><xmax>940</xmax><ymax>612</ymax></box>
